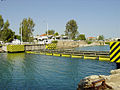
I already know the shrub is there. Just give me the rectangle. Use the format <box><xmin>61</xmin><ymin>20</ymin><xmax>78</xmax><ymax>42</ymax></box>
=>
<box><xmin>105</xmin><ymin>42</ymin><xmax>110</xmax><ymax>45</ymax></box>
<box><xmin>87</xmin><ymin>41</ymin><xmax>92</xmax><ymax>44</ymax></box>
<box><xmin>52</xmin><ymin>40</ymin><xmax>58</xmax><ymax>43</ymax></box>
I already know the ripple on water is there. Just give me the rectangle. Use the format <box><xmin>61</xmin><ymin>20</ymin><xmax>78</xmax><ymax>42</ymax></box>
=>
<box><xmin>0</xmin><ymin>52</ymin><xmax>116</xmax><ymax>90</ymax></box>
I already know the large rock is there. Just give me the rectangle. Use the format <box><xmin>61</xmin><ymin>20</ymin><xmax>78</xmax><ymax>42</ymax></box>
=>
<box><xmin>78</xmin><ymin>69</ymin><xmax>120</xmax><ymax>90</ymax></box>
<box><xmin>110</xmin><ymin>69</ymin><xmax>120</xmax><ymax>75</ymax></box>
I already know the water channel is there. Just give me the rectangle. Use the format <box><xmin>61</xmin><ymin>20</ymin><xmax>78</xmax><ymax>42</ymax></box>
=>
<box><xmin>0</xmin><ymin>45</ymin><xmax>116</xmax><ymax>90</ymax></box>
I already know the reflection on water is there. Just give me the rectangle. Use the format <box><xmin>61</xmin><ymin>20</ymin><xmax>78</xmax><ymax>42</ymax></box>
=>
<box><xmin>0</xmin><ymin>52</ymin><xmax>116</xmax><ymax>90</ymax></box>
<box><xmin>7</xmin><ymin>53</ymin><xmax>25</xmax><ymax>61</ymax></box>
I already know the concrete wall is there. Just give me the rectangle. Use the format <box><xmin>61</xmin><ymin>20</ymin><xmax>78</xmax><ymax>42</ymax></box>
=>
<box><xmin>25</xmin><ymin>44</ymin><xmax>46</xmax><ymax>51</ymax></box>
<box><xmin>57</xmin><ymin>40</ymin><xmax>87</xmax><ymax>49</ymax></box>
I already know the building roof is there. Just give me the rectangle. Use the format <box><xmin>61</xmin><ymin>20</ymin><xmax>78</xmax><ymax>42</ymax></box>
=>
<box><xmin>40</xmin><ymin>34</ymin><xmax>47</xmax><ymax>36</ymax></box>
<box><xmin>88</xmin><ymin>37</ymin><xmax>96</xmax><ymax>39</ymax></box>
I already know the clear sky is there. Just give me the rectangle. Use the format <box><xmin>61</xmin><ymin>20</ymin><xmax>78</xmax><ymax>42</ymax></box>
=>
<box><xmin>0</xmin><ymin>0</ymin><xmax>120</xmax><ymax>38</ymax></box>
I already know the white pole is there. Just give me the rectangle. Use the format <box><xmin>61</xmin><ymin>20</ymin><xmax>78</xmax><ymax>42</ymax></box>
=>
<box><xmin>21</xmin><ymin>23</ymin><xmax>22</xmax><ymax>45</ymax></box>
<box><xmin>47</xmin><ymin>23</ymin><xmax>48</xmax><ymax>36</ymax></box>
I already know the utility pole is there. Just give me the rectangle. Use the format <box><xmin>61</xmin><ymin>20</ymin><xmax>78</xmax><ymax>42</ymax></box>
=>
<box><xmin>21</xmin><ymin>23</ymin><xmax>22</xmax><ymax>45</ymax></box>
<box><xmin>47</xmin><ymin>23</ymin><xmax>48</xmax><ymax>36</ymax></box>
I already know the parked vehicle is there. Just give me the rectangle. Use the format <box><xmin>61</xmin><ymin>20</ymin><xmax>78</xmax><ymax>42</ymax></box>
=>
<box><xmin>0</xmin><ymin>41</ymin><xmax>3</xmax><ymax>45</ymax></box>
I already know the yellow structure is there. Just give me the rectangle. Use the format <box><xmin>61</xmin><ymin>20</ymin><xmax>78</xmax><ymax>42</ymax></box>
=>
<box><xmin>61</xmin><ymin>54</ymin><xmax>71</xmax><ymax>57</ymax></box>
<box><xmin>40</xmin><ymin>52</ymin><xmax>45</xmax><ymax>55</ymax></box>
<box><xmin>99</xmin><ymin>56</ymin><xmax>110</xmax><ymax>61</ymax></box>
<box><xmin>46</xmin><ymin>53</ymin><xmax>53</xmax><ymax>56</ymax></box>
<box><xmin>7</xmin><ymin>45</ymin><xmax>24</xmax><ymax>52</ymax></box>
<box><xmin>53</xmin><ymin>53</ymin><xmax>61</xmax><ymax>56</ymax></box>
<box><xmin>110</xmin><ymin>42</ymin><xmax>120</xmax><ymax>63</ymax></box>
<box><xmin>84</xmin><ymin>56</ymin><xmax>98</xmax><ymax>60</ymax></box>
<box><xmin>71</xmin><ymin>55</ymin><xmax>83</xmax><ymax>58</ymax></box>
<box><xmin>46</xmin><ymin>43</ymin><xmax>57</xmax><ymax>50</ymax></box>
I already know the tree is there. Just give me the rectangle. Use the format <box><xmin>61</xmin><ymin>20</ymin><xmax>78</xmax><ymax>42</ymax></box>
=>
<box><xmin>54</xmin><ymin>32</ymin><xmax>59</xmax><ymax>36</ymax></box>
<box><xmin>98</xmin><ymin>35</ymin><xmax>104</xmax><ymax>40</ymax></box>
<box><xmin>0</xmin><ymin>15</ymin><xmax>4</xmax><ymax>31</ymax></box>
<box><xmin>3</xmin><ymin>20</ymin><xmax>9</xmax><ymax>29</ymax></box>
<box><xmin>0</xmin><ymin>20</ymin><xmax>15</xmax><ymax>42</ymax></box>
<box><xmin>77</xmin><ymin>34</ymin><xmax>86</xmax><ymax>40</ymax></box>
<box><xmin>65</xmin><ymin>19</ymin><xmax>78</xmax><ymax>39</ymax></box>
<box><xmin>46</xmin><ymin>30</ymin><xmax>55</xmax><ymax>35</ymax></box>
<box><xmin>19</xmin><ymin>18</ymin><xmax>35</xmax><ymax>42</ymax></box>
<box><xmin>14</xmin><ymin>35</ymin><xmax>21</xmax><ymax>40</ymax></box>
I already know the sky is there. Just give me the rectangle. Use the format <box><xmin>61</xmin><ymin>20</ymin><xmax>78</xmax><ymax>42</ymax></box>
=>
<box><xmin>0</xmin><ymin>0</ymin><xmax>120</xmax><ymax>38</ymax></box>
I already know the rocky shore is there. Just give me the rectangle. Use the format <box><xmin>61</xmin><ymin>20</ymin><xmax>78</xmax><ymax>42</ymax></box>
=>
<box><xmin>77</xmin><ymin>69</ymin><xmax>120</xmax><ymax>90</ymax></box>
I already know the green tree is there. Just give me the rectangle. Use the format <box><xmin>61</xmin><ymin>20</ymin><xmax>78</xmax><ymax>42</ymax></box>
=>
<box><xmin>65</xmin><ymin>19</ymin><xmax>78</xmax><ymax>39</ymax></box>
<box><xmin>14</xmin><ymin>35</ymin><xmax>21</xmax><ymax>40</ymax></box>
<box><xmin>0</xmin><ymin>20</ymin><xmax>15</xmax><ymax>42</ymax></box>
<box><xmin>3</xmin><ymin>20</ymin><xmax>9</xmax><ymax>29</ymax></box>
<box><xmin>98</xmin><ymin>35</ymin><xmax>104</xmax><ymax>40</ymax></box>
<box><xmin>19</xmin><ymin>18</ymin><xmax>35</xmax><ymax>42</ymax></box>
<box><xmin>54</xmin><ymin>32</ymin><xmax>59</xmax><ymax>36</ymax></box>
<box><xmin>46</xmin><ymin>30</ymin><xmax>55</xmax><ymax>35</ymax></box>
<box><xmin>77</xmin><ymin>34</ymin><xmax>86</xmax><ymax>40</ymax></box>
<box><xmin>0</xmin><ymin>15</ymin><xmax>4</xmax><ymax>31</ymax></box>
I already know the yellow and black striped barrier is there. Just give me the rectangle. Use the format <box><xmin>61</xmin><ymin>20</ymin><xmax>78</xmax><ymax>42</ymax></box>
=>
<box><xmin>46</xmin><ymin>43</ymin><xmax>57</xmax><ymax>50</ymax></box>
<box><xmin>7</xmin><ymin>45</ymin><xmax>24</xmax><ymax>52</ymax></box>
<box><xmin>110</xmin><ymin>42</ymin><xmax>120</xmax><ymax>63</ymax></box>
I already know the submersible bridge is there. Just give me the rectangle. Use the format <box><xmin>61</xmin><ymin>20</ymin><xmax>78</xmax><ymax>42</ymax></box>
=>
<box><xmin>1</xmin><ymin>41</ymin><xmax>120</xmax><ymax>63</ymax></box>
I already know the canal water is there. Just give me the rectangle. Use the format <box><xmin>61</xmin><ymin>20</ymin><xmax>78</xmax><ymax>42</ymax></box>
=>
<box><xmin>0</xmin><ymin>46</ymin><xmax>116</xmax><ymax>90</ymax></box>
<box><xmin>75</xmin><ymin>45</ymin><xmax>110</xmax><ymax>51</ymax></box>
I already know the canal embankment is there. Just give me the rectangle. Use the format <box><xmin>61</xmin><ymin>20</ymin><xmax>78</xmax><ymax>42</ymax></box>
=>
<box><xmin>1</xmin><ymin>44</ymin><xmax>46</xmax><ymax>52</ymax></box>
<box><xmin>0</xmin><ymin>40</ymin><xmax>106</xmax><ymax>52</ymax></box>
<box><xmin>77</xmin><ymin>69</ymin><xmax>120</xmax><ymax>90</ymax></box>
<box><xmin>57</xmin><ymin>40</ymin><xmax>105</xmax><ymax>49</ymax></box>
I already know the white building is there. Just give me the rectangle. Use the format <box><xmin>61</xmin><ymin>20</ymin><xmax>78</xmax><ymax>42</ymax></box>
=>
<box><xmin>12</xmin><ymin>39</ymin><xmax>21</xmax><ymax>45</ymax></box>
<box><xmin>34</xmin><ymin>34</ymin><xmax>53</xmax><ymax>44</ymax></box>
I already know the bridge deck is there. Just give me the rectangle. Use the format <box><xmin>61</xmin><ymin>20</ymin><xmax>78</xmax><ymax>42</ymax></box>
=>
<box><xmin>26</xmin><ymin>49</ymin><xmax>110</xmax><ymax>61</ymax></box>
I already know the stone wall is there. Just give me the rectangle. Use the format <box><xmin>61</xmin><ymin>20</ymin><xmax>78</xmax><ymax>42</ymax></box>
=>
<box><xmin>25</xmin><ymin>44</ymin><xmax>46</xmax><ymax>51</ymax></box>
